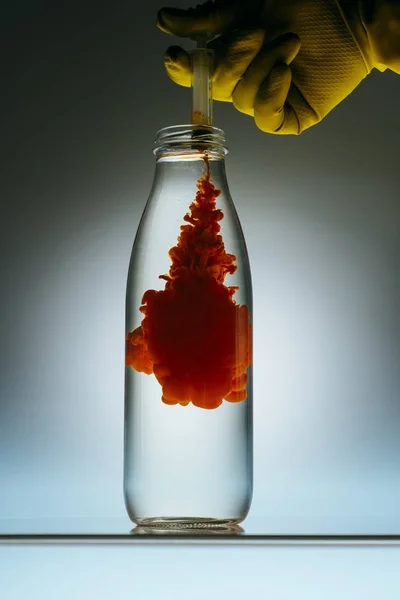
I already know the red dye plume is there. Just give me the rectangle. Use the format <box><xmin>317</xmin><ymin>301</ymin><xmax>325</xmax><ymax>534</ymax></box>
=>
<box><xmin>126</xmin><ymin>159</ymin><xmax>251</xmax><ymax>409</ymax></box>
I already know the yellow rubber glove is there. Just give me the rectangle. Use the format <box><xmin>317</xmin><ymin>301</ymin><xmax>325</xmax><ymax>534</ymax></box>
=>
<box><xmin>157</xmin><ymin>0</ymin><xmax>400</xmax><ymax>134</ymax></box>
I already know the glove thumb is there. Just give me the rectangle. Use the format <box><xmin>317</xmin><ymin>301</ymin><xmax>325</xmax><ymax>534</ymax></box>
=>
<box><xmin>157</xmin><ymin>0</ymin><xmax>250</xmax><ymax>37</ymax></box>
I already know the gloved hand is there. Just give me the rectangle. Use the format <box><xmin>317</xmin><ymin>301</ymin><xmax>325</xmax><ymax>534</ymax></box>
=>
<box><xmin>157</xmin><ymin>0</ymin><xmax>400</xmax><ymax>134</ymax></box>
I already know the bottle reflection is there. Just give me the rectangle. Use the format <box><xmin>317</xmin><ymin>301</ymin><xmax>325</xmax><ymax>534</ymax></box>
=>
<box><xmin>130</xmin><ymin>521</ymin><xmax>245</xmax><ymax>536</ymax></box>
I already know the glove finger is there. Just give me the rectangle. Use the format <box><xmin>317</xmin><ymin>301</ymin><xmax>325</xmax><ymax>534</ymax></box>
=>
<box><xmin>232</xmin><ymin>33</ymin><xmax>301</xmax><ymax>116</ymax></box>
<box><xmin>255</xmin><ymin>64</ymin><xmax>321</xmax><ymax>135</ymax></box>
<box><xmin>254</xmin><ymin>63</ymin><xmax>300</xmax><ymax>134</ymax></box>
<box><xmin>157</xmin><ymin>0</ymin><xmax>260</xmax><ymax>37</ymax></box>
<box><xmin>163</xmin><ymin>29</ymin><xmax>266</xmax><ymax>101</ymax></box>
<box><xmin>164</xmin><ymin>45</ymin><xmax>192</xmax><ymax>87</ymax></box>
<box><xmin>211</xmin><ymin>28</ymin><xmax>265</xmax><ymax>101</ymax></box>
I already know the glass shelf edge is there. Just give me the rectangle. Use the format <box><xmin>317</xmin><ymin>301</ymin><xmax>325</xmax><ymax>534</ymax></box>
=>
<box><xmin>2</xmin><ymin>535</ymin><xmax>400</xmax><ymax>546</ymax></box>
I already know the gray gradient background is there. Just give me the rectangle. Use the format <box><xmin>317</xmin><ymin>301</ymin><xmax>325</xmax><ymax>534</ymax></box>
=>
<box><xmin>1</xmin><ymin>0</ymin><xmax>400</xmax><ymax>533</ymax></box>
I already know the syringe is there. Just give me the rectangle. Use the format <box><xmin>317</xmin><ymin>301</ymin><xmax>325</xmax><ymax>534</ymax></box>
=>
<box><xmin>190</xmin><ymin>36</ymin><xmax>214</xmax><ymax>126</ymax></box>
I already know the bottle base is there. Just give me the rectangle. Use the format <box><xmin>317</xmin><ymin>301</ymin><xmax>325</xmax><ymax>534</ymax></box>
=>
<box><xmin>134</xmin><ymin>517</ymin><xmax>243</xmax><ymax>532</ymax></box>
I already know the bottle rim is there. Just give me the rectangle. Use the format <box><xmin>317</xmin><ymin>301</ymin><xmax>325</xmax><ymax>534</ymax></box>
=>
<box><xmin>154</xmin><ymin>124</ymin><xmax>228</xmax><ymax>157</ymax></box>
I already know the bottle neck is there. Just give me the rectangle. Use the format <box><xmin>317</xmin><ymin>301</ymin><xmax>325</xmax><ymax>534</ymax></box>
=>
<box><xmin>153</xmin><ymin>151</ymin><xmax>228</xmax><ymax>190</ymax></box>
<box><xmin>156</xmin><ymin>147</ymin><xmax>226</xmax><ymax>162</ymax></box>
<box><xmin>151</xmin><ymin>125</ymin><xmax>229</xmax><ymax>195</ymax></box>
<box><xmin>153</xmin><ymin>125</ymin><xmax>228</xmax><ymax>160</ymax></box>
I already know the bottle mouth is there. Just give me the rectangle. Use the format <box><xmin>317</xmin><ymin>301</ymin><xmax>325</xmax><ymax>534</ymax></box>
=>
<box><xmin>154</xmin><ymin>125</ymin><xmax>228</xmax><ymax>157</ymax></box>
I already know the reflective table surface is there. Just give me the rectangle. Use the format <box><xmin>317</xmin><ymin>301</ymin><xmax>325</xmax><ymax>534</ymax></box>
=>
<box><xmin>2</xmin><ymin>516</ymin><xmax>400</xmax><ymax>545</ymax></box>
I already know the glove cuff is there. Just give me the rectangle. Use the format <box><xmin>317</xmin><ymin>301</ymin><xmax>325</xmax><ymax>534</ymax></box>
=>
<box><xmin>337</xmin><ymin>0</ymin><xmax>400</xmax><ymax>73</ymax></box>
<box><xmin>336</xmin><ymin>0</ymin><xmax>375</xmax><ymax>71</ymax></box>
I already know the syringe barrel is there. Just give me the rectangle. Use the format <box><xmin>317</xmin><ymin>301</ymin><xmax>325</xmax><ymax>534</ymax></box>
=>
<box><xmin>190</xmin><ymin>46</ymin><xmax>214</xmax><ymax>126</ymax></box>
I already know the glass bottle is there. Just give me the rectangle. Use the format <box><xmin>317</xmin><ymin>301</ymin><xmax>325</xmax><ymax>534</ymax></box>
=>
<box><xmin>124</xmin><ymin>124</ymin><xmax>253</xmax><ymax>529</ymax></box>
